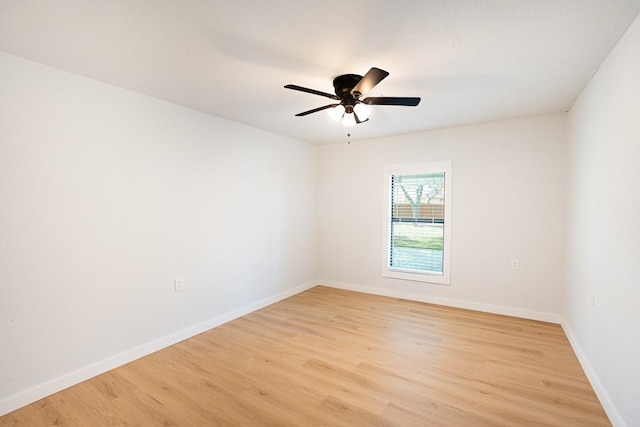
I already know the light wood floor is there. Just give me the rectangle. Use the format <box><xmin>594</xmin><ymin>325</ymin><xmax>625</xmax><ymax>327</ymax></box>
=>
<box><xmin>1</xmin><ymin>286</ymin><xmax>610</xmax><ymax>426</ymax></box>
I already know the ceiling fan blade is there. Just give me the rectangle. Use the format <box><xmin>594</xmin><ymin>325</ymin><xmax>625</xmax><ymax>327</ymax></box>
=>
<box><xmin>350</xmin><ymin>67</ymin><xmax>389</xmax><ymax>97</ymax></box>
<box><xmin>285</xmin><ymin>84</ymin><xmax>339</xmax><ymax>100</ymax></box>
<box><xmin>295</xmin><ymin>103</ymin><xmax>339</xmax><ymax>116</ymax></box>
<box><xmin>362</xmin><ymin>97</ymin><xmax>421</xmax><ymax>106</ymax></box>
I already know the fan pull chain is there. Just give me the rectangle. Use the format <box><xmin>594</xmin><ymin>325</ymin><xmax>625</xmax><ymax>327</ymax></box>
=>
<box><xmin>347</xmin><ymin>133</ymin><xmax>351</xmax><ymax>144</ymax></box>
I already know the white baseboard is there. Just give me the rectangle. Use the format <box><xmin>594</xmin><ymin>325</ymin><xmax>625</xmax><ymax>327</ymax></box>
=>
<box><xmin>560</xmin><ymin>319</ymin><xmax>626</xmax><ymax>427</ymax></box>
<box><xmin>0</xmin><ymin>280</ymin><xmax>317</xmax><ymax>417</ymax></box>
<box><xmin>319</xmin><ymin>280</ymin><xmax>562</xmax><ymax>323</ymax></box>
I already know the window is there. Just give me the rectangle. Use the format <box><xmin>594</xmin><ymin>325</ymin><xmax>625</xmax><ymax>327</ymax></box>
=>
<box><xmin>383</xmin><ymin>161</ymin><xmax>452</xmax><ymax>284</ymax></box>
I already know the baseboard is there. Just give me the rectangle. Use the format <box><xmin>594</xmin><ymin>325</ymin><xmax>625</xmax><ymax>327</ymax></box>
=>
<box><xmin>319</xmin><ymin>280</ymin><xmax>562</xmax><ymax>324</ymax></box>
<box><xmin>560</xmin><ymin>319</ymin><xmax>626</xmax><ymax>427</ymax></box>
<box><xmin>0</xmin><ymin>280</ymin><xmax>317</xmax><ymax>417</ymax></box>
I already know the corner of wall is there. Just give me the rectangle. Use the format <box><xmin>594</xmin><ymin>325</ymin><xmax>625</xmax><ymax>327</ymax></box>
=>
<box><xmin>560</xmin><ymin>318</ymin><xmax>627</xmax><ymax>427</ymax></box>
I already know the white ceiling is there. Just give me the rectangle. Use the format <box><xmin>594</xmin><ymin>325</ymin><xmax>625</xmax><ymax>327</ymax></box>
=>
<box><xmin>1</xmin><ymin>1</ymin><xmax>639</xmax><ymax>145</ymax></box>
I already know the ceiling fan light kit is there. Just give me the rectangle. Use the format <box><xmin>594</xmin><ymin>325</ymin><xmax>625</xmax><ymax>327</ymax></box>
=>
<box><xmin>353</xmin><ymin>103</ymin><xmax>371</xmax><ymax>121</ymax></box>
<box><xmin>328</xmin><ymin>104</ymin><xmax>346</xmax><ymax>122</ymax></box>
<box><xmin>285</xmin><ymin>67</ymin><xmax>420</xmax><ymax>127</ymax></box>
<box><xmin>329</xmin><ymin>103</ymin><xmax>371</xmax><ymax>126</ymax></box>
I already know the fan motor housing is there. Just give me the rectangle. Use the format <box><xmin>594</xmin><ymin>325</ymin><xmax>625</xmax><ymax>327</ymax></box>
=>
<box><xmin>333</xmin><ymin>74</ymin><xmax>362</xmax><ymax>99</ymax></box>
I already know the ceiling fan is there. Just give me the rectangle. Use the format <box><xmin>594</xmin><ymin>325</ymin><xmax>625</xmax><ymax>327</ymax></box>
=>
<box><xmin>284</xmin><ymin>67</ymin><xmax>420</xmax><ymax>126</ymax></box>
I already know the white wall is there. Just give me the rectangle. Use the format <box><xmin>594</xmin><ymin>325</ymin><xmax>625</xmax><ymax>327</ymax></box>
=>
<box><xmin>565</xmin><ymin>13</ymin><xmax>640</xmax><ymax>427</ymax></box>
<box><xmin>0</xmin><ymin>52</ymin><xmax>317</xmax><ymax>414</ymax></box>
<box><xmin>317</xmin><ymin>114</ymin><xmax>567</xmax><ymax>320</ymax></box>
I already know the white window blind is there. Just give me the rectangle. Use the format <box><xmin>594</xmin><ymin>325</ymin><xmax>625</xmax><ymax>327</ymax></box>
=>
<box><xmin>383</xmin><ymin>162</ymin><xmax>452</xmax><ymax>284</ymax></box>
<box><xmin>390</xmin><ymin>172</ymin><xmax>446</xmax><ymax>274</ymax></box>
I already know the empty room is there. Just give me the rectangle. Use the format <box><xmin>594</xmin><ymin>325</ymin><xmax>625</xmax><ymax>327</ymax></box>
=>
<box><xmin>1</xmin><ymin>1</ymin><xmax>639</xmax><ymax>426</ymax></box>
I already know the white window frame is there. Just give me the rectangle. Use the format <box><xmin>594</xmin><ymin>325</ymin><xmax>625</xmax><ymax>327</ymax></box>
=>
<box><xmin>382</xmin><ymin>161</ymin><xmax>452</xmax><ymax>285</ymax></box>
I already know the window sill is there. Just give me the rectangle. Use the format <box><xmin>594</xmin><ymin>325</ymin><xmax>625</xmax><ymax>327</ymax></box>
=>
<box><xmin>382</xmin><ymin>268</ymin><xmax>450</xmax><ymax>285</ymax></box>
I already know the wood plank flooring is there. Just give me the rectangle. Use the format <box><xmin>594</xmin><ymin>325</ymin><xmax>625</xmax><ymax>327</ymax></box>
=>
<box><xmin>0</xmin><ymin>286</ymin><xmax>610</xmax><ymax>426</ymax></box>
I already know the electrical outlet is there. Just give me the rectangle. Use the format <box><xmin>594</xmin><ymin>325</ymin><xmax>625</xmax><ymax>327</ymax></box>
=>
<box><xmin>174</xmin><ymin>277</ymin><xmax>184</xmax><ymax>292</ymax></box>
<box><xmin>510</xmin><ymin>259</ymin><xmax>520</xmax><ymax>270</ymax></box>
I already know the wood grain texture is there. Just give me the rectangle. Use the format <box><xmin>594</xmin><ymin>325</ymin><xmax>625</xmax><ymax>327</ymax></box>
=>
<box><xmin>0</xmin><ymin>286</ymin><xmax>610</xmax><ymax>426</ymax></box>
